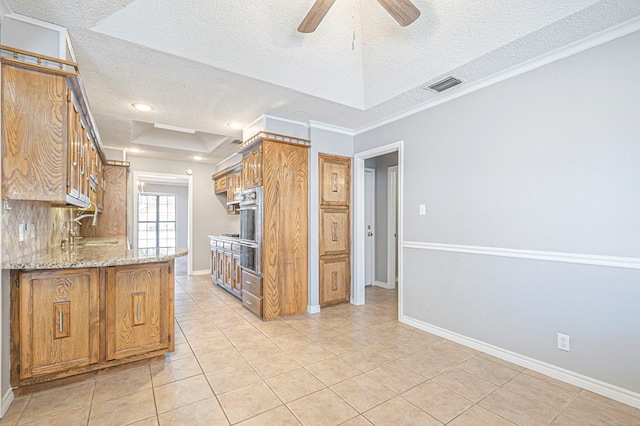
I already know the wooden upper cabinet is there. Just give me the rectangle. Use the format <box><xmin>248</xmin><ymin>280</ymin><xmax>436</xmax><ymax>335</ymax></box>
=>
<box><xmin>1</xmin><ymin>63</ymin><xmax>68</xmax><ymax>203</ymax></box>
<box><xmin>242</xmin><ymin>144</ymin><xmax>263</xmax><ymax>189</ymax></box>
<box><xmin>12</xmin><ymin>268</ymin><xmax>100</xmax><ymax>381</ymax></box>
<box><xmin>319</xmin><ymin>154</ymin><xmax>351</xmax><ymax>206</ymax></box>
<box><xmin>1</xmin><ymin>58</ymin><xmax>104</xmax><ymax>209</ymax></box>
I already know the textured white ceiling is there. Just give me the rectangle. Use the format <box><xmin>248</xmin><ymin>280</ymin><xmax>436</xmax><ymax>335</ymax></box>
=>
<box><xmin>4</xmin><ymin>0</ymin><xmax>640</xmax><ymax>164</ymax></box>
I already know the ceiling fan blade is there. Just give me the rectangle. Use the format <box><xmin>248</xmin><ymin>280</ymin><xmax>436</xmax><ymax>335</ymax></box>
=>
<box><xmin>376</xmin><ymin>0</ymin><xmax>421</xmax><ymax>27</ymax></box>
<box><xmin>298</xmin><ymin>0</ymin><xmax>337</xmax><ymax>33</ymax></box>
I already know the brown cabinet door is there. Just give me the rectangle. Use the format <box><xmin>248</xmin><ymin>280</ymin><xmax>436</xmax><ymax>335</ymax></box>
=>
<box><xmin>16</xmin><ymin>268</ymin><xmax>100</xmax><ymax>380</ymax></box>
<box><xmin>241</xmin><ymin>145</ymin><xmax>263</xmax><ymax>189</ymax></box>
<box><xmin>231</xmin><ymin>253</ymin><xmax>242</xmax><ymax>297</ymax></box>
<box><xmin>320</xmin><ymin>208</ymin><xmax>350</xmax><ymax>256</ymax></box>
<box><xmin>319</xmin><ymin>256</ymin><xmax>350</xmax><ymax>306</ymax></box>
<box><xmin>319</xmin><ymin>154</ymin><xmax>351</xmax><ymax>206</ymax></box>
<box><xmin>1</xmin><ymin>64</ymin><xmax>67</xmax><ymax>202</ymax></box>
<box><xmin>105</xmin><ymin>262</ymin><xmax>171</xmax><ymax>360</ymax></box>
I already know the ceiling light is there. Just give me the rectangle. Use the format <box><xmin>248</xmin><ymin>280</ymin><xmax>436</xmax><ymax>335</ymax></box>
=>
<box><xmin>193</xmin><ymin>156</ymin><xmax>203</xmax><ymax>161</ymax></box>
<box><xmin>154</xmin><ymin>123</ymin><xmax>196</xmax><ymax>134</ymax></box>
<box><xmin>227</xmin><ymin>121</ymin><xmax>243</xmax><ymax>130</ymax></box>
<box><xmin>128</xmin><ymin>148</ymin><xmax>142</xmax><ymax>153</ymax></box>
<box><xmin>132</xmin><ymin>103</ymin><xmax>153</xmax><ymax>112</ymax></box>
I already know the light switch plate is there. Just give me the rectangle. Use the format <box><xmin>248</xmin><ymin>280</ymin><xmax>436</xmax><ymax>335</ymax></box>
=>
<box><xmin>419</xmin><ymin>204</ymin><xmax>426</xmax><ymax>215</ymax></box>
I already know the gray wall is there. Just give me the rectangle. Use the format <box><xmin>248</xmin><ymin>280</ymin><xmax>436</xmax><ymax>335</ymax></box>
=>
<box><xmin>354</xmin><ymin>30</ymin><xmax>640</xmax><ymax>393</ymax></box>
<box><xmin>142</xmin><ymin>183</ymin><xmax>188</xmax><ymax>249</ymax></box>
<box><xmin>365</xmin><ymin>152</ymin><xmax>398</xmax><ymax>283</ymax></box>
<box><xmin>126</xmin><ymin>156</ymin><xmax>239</xmax><ymax>273</ymax></box>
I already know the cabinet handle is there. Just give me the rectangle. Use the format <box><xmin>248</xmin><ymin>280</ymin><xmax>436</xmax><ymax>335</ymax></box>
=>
<box><xmin>332</xmin><ymin>222</ymin><xmax>339</xmax><ymax>241</ymax></box>
<box><xmin>136</xmin><ymin>301</ymin><xmax>141</xmax><ymax>322</ymax></box>
<box><xmin>332</xmin><ymin>271</ymin><xmax>338</xmax><ymax>291</ymax></box>
<box><xmin>246</xmin><ymin>300</ymin><xmax>252</xmax><ymax>305</ymax></box>
<box><xmin>59</xmin><ymin>311</ymin><xmax>63</xmax><ymax>333</ymax></box>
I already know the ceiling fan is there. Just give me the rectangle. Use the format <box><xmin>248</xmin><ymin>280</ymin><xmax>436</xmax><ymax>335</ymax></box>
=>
<box><xmin>298</xmin><ymin>0</ymin><xmax>421</xmax><ymax>33</ymax></box>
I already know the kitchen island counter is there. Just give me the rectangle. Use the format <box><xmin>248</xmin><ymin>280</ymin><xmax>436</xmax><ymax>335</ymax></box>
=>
<box><xmin>2</xmin><ymin>237</ymin><xmax>187</xmax><ymax>270</ymax></box>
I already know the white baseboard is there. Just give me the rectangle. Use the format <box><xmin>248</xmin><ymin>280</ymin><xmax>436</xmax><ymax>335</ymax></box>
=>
<box><xmin>401</xmin><ymin>315</ymin><xmax>640</xmax><ymax>410</ymax></box>
<box><xmin>1</xmin><ymin>388</ymin><xmax>14</xmax><ymax>419</ymax></box>
<box><xmin>307</xmin><ymin>305</ymin><xmax>321</xmax><ymax>314</ymax></box>
<box><xmin>373</xmin><ymin>280</ymin><xmax>395</xmax><ymax>290</ymax></box>
<box><xmin>190</xmin><ymin>269</ymin><xmax>210</xmax><ymax>276</ymax></box>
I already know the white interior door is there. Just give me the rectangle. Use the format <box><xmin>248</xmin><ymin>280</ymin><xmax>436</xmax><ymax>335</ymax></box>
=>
<box><xmin>364</xmin><ymin>168</ymin><xmax>375</xmax><ymax>286</ymax></box>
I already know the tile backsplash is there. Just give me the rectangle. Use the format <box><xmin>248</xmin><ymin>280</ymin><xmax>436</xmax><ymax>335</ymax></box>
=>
<box><xmin>2</xmin><ymin>200</ymin><xmax>69</xmax><ymax>262</ymax></box>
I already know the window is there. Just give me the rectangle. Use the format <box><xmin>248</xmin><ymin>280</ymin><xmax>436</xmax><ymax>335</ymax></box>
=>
<box><xmin>138</xmin><ymin>194</ymin><xmax>176</xmax><ymax>248</ymax></box>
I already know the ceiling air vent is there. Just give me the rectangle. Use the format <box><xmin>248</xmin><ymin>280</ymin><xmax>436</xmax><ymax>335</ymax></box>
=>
<box><xmin>426</xmin><ymin>76</ymin><xmax>462</xmax><ymax>93</ymax></box>
<box><xmin>229</xmin><ymin>139</ymin><xmax>242</xmax><ymax>145</ymax></box>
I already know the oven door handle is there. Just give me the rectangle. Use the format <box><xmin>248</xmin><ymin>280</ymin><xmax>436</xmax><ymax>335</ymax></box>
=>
<box><xmin>238</xmin><ymin>240</ymin><xmax>258</xmax><ymax>248</ymax></box>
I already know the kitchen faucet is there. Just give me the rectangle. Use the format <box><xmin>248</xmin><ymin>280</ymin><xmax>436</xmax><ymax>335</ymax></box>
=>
<box><xmin>61</xmin><ymin>202</ymin><xmax>98</xmax><ymax>248</ymax></box>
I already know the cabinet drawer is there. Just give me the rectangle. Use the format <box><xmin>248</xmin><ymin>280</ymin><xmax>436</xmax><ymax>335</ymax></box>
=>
<box><xmin>242</xmin><ymin>291</ymin><xmax>262</xmax><ymax>317</ymax></box>
<box><xmin>242</xmin><ymin>270</ymin><xmax>262</xmax><ymax>296</ymax></box>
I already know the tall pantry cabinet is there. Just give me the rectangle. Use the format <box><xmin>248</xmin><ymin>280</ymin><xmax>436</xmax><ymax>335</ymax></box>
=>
<box><xmin>318</xmin><ymin>154</ymin><xmax>352</xmax><ymax>306</ymax></box>
<box><xmin>238</xmin><ymin>132</ymin><xmax>310</xmax><ymax>320</ymax></box>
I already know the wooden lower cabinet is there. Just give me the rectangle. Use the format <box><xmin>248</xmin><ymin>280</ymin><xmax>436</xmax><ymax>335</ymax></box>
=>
<box><xmin>10</xmin><ymin>260</ymin><xmax>175</xmax><ymax>388</ymax></box>
<box><xmin>210</xmin><ymin>237</ymin><xmax>241</xmax><ymax>298</ymax></box>
<box><xmin>105</xmin><ymin>262</ymin><xmax>174</xmax><ymax>360</ymax></box>
<box><xmin>12</xmin><ymin>268</ymin><xmax>100</xmax><ymax>382</ymax></box>
<box><xmin>319</xmin><ymin>256</ymin><xmax>351</xmax><ymax>306</ymax></box>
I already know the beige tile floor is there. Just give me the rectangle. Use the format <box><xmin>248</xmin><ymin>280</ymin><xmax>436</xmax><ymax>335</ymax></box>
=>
<box><xmin>2</xmin><ymin>274</ymin><xmax>639</xmax><ymax>425</ymax></box>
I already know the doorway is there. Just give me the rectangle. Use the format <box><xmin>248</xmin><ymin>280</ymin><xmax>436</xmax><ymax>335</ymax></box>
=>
<box><xmin>132</xmin><ymin>171</ymin><xmax>193</xmax><ymax>275</ymax></box>
<box><xmin>353</xmin><ymin>142</ymin><xmax>403</xmax><ymax>313</ymax></box>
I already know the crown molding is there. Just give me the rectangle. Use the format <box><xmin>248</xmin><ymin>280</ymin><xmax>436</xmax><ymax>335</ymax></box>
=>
<box><xmin>355</xmin><ymin>16</ymin><xmax>640</xmax><ymax>136</ymax></box>
<box><xmin>308</xmin><ymin>120</ymin><xmax>355</xmax><ymax>136</ymax></box>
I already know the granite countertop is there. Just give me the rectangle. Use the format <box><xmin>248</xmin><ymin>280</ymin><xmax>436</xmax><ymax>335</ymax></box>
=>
<box><xmin>2</xmin><ymin>237</ymin><xmax>188</xmax><ymax>270</ymax></box>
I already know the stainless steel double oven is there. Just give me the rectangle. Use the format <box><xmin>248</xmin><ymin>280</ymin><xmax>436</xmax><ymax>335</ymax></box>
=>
<box><xmin>238</xmin><ymin>186</ymin><xmax>262</xmax><ymax>276</ymax></box>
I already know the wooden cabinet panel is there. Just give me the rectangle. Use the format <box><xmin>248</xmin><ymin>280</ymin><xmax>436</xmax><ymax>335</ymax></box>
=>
<box><xmin>231</xmin><ymin>253</ymin><xmax>242</xmax><ymax>297</ymax></box>
<box><xmin>319</xmin><ymin>256</ymin><xmax>350</xmax><ymax>306</ymax></box>
<box><xmin>242</xmin><ymin>145</ymin><xmax>263</xmax><ymax>189</ymax></box>
<box><xmin>96</xmin><ymin>164</ymin><xmax>127</xmax><ymax>236</ymax></box>
<box><xmin>319</xmin><ymin>154</ymin><xmax>351</xmax><ymax>206</ymax></box>
<box><xmin>319</xmin><ymin>154</ymin><xmax>352</xmax><ymax>307</ymax></box>
<box><xmin>105</xmin><ymin>263</ymin><xmax>172</xmax><ymax>360</ymax></box>
<box><xmin>1</xmin><ymin>64</ymin><xmax>67</xmax><ymax>202</ymax></box>
<box><xmin>320</xmin><ymin>208</ymin><xmax>350</xmax><ymax>256</ymax></box>
<box><xmin>13</xmin><ymin>268</ymin><xmax>100</xmax><ymax>380</ymax></box>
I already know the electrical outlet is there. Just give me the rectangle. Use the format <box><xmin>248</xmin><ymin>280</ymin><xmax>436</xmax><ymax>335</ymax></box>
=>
<box><xmin>557</xmin><ymin>333</ymin><xmax>570</xmax><ymax>351</ymax></box>
<box><xmin>19</xmin><ymin>223</ymin><xmax>25</xmax><ymax>242</ymax></box>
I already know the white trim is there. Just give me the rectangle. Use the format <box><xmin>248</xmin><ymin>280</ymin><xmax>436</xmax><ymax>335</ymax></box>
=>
<box><xmin>308</xmin><ymin>120</ymin><xmax>355</xmax><ymax>136</ymax></box>
<box><xmin>191</xmin><ymin>269</ymin><xmax>210</xmax><ymax>276</ymax></box>
<box><xmin>354</xmin><ymin>16</ymin><xmax>640</xmax><ymax>136</ymax></box>
<box><xmin>1</xmin><ymin>388</ymin><xmax>14</xmax><ymax>419</ymax></box>
<box><xmin>307</xmin><ymin>305</ymin><xmax>321</xmax><ymax>314</ymax></box>
<box><xmin>387</xmin><ymin>166</ymin><xmax>398</xmax><ymax>290</ymax></box>
<box><xmin>401</xmin><ymin>315</ymin><xmax>640</xmax><ymax>410</ymax></box>
<box><xmin>132</xmin><ymin>171</ymin><xmax>194</xmax><ymax>275</ymax></box>
<box><xmin>354</xmin><ymin>141</ymin><xmax>404</xmax><ymax>312</ymax></box>
<box><xmin>403</xmin><ymin>241</ymin><xmax>640</xmax><ymax>270</ymax></box>
<box><xmin>263</xmin><ymin>114</ymin><xmax>308</xmax><ymax>128</ymax></box>
<box><xmin>364</xmin><ymin>168</ymin><xmax>376</xmax><ymax>287</ymax></box>
<box><xmin>373</xmin><ymin>280</ymin><xmax>393</xmax><ymax>289</ymax></box>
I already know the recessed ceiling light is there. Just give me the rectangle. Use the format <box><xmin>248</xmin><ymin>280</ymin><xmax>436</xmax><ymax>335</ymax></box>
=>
<box><xmin>132</xmin><ymin>103</ymin><xmax>153</xmax><ymax>112</ymax></box>
<box><xmin>128</xmin><ymin>148</ymin><xmax>142</xmax><ymax>153</ymax></box>
<box><xmin>193</xmin><ymin>156</ymin><xmax>203</xmax><ymax>161</ymax></box>
<box><xmin>154</xmin><ymin>123</ymin><xmax>196</xmax><ymax>134</ymax></box>
<box><xmin>227</xmin><ymin>121</ymin><xmax>242</xmax><ymax>130</ymax></box>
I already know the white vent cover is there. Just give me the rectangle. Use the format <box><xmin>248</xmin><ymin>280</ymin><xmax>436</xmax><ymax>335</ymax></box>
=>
<box><xmin>425</xmin><ymin>76</ymin><xmax>463</xmax><ymax>93</ymax></box>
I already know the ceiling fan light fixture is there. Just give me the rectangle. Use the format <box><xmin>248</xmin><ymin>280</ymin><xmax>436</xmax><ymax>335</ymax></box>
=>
<box><xmin>425</xmin><ymin>76</ymin><xmax>463</xmax><ymax>93</ymax></box>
